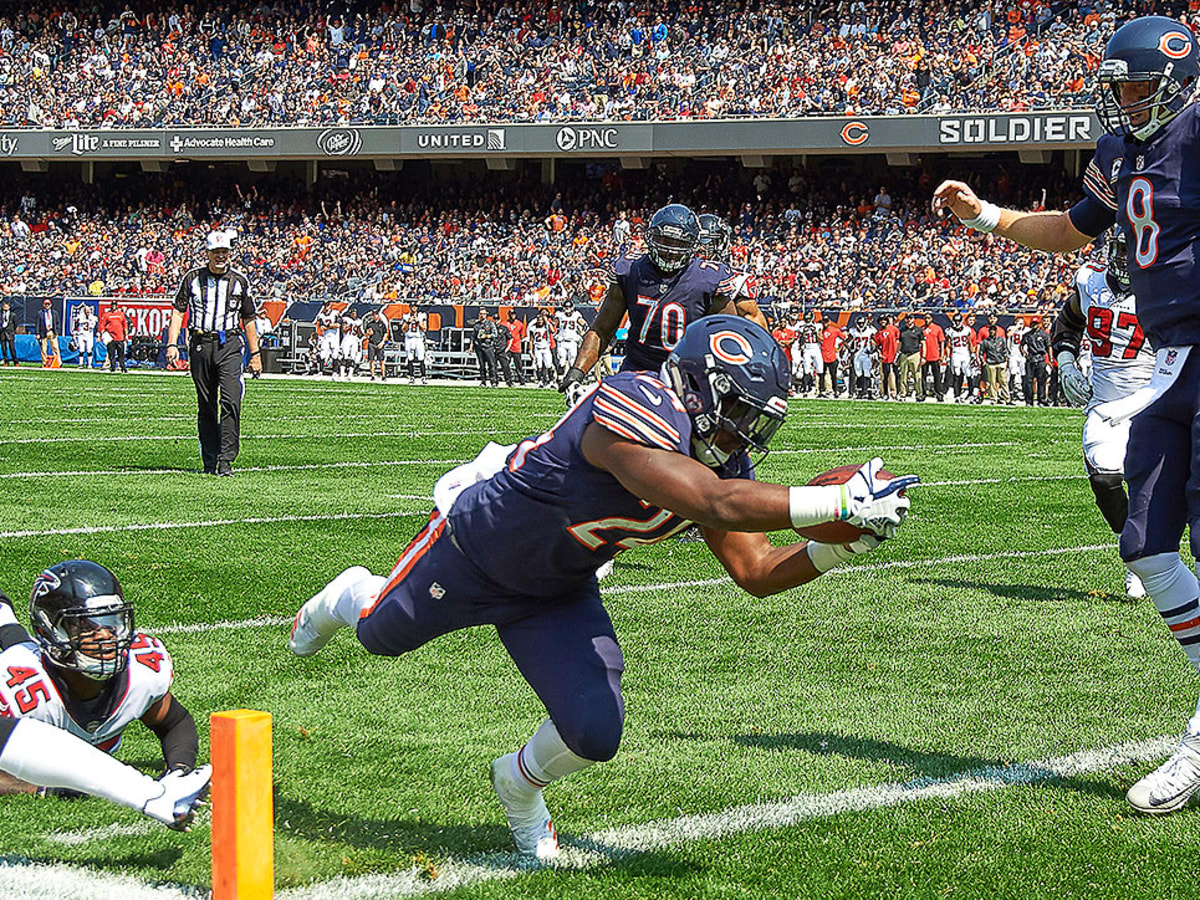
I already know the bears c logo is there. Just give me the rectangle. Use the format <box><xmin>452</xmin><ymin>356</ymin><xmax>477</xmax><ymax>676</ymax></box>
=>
<box><xmin>840</xmin><ymin>121</ymin><xmax>869</xmax><ymax>146</ymax></box>
<box><xmin>709</xmin><ymin>331</ymin><xmax>754</xmax><ymax>365</ymax></box>
<box><xmin>1159</xmin><ymin>31</ymin><xmax>1193</xmax><ymax>59</ymax></box>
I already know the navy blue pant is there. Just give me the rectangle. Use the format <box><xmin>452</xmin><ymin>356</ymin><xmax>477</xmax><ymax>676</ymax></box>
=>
<box><xmin>357</xmin><ymin>517</ymin><xmax>625</xmax><ymax>762</ymax></box>
<box><xmin>1120</xmin><ymin>351</ymin><xmax>1200</xmax><ymax>563</ymax></box>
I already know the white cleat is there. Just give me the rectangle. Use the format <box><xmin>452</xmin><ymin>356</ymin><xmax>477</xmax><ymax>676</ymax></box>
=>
<box><xmin>1127</xmin><ymin>733</ymin><xmax>1200</xmax><ymax>814</ymax></box>
<box><xmin>143</xmin><ymin>764</ymin><xmax>212</xmax><ymax>830</ymax></box>
<box><xmin>1125</xmin><ymin>570</ymin><xmax>1147</xmax><ymax>599</ymax></box>
<box><xmin>595</xmin><ymin>559</ymin><xmax>615</xmax><ymax>581</ymax></box>
<box><xmin>490</xmin><ymin>753</ymin><xmax>559</xmax><ymax>859</ymax></box>
<box><xmin>288</xmin><ymin>566</ymin><xmax>371</xmax><ymax>656</ymax></box>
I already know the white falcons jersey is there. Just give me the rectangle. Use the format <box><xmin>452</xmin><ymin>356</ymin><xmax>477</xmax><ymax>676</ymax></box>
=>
<box><xmin>797</xmin><ymin>322</ymin><xmax>821</xmax><ymax>346</ymax></box>
<box><xmin>403</xmin><ymin>314</ymin><xmax>425</xmax><ymax>335</ymax></box>
<box><xmin>849</xmin><ymin>327</ymin><xmax>874</xmax><ymax>353</ymax></box>
<box><xmin>1076</xmin><ymin>264</ymin><xmax>1154</xmax><ymax>404</ymax></box>
<box><xmin>316</xmin><ymin>310</ymin><xmax>340</xmax><ymax>334</ymax></box>
<box><xmin>555</xmin><ymin>311</ymin><xmax>586</xmax><ymax>342</ymax></box>
<box><xmin>722</xmin><ymin>269</ymin><xmax>757</xmax><ymax>301</ymax></box>
<box><xmin>529</xmin><ymin>323</ymin><xmax>553</xmax><ymax>350</ymax></box>
<box><xmin>947</xmin><ymin>325</ymin><xmax>975</xmax><ymax>354</ymax></box>
<box><xmin>0</xmin><ymin>633</ymin><xmax>172</xmax><ymax>754</ymax></box>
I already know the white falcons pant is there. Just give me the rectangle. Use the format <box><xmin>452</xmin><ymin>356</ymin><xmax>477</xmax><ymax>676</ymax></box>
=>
<box><xmin>319</xmin><ymin>331</ymin><xmax>341</xmax><ymax>363</ymax></box>
<box><xmin>950</xmin><ymin>350</ymin><xmax>972</xmax><ymax>378</ymax></box>
<box><xmin>801</xmin><ymin>345</ymin><xmax>824</xmax><ymax>376</ymax></box>
<box><xmin>404</xmin><ymin>337</ymin><xmax>426</xmax><ymax>362</ymax></box>
<box><xmin>76</xmin><ymin>332</ymin><xmax>94</xmax><ymax>359</ymax></box>
<box><xmin>556</xmin><ymin>339</ymin><xmax>580</xmax><ymax>369</ymax></box>
<box><xmin>1083</xmin><ymin>406</ymin><xmax>1131</xmax><ymax>474</ymax></box>
<box><xmin>1008</xmin><ymin>352</ymin><xmax>1024</xmax><ymax>378</ymax></box>
<box><xmin>853</xmin><ymin>351</ymin><xmax>873</xmax><ymax>378</ymax></box>
<box><xmin>339</xmin><ymin>334</ymin><xmax>362</xmax><ymax>364</ymax></box>
<box><xmin>533</xmin><ymin>347</ymin><xmax>554</xmax><ymax>370</ymax></box>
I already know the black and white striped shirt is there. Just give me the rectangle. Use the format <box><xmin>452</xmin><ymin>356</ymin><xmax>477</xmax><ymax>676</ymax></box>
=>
<box><xmin>173</xmin><ymin>267</ymin><xmax>254</xmax><ymax>333</ymax></box>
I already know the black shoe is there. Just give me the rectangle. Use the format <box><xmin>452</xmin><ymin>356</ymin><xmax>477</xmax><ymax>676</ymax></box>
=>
<box><xmin>216</xmin><ymin>461</ymin><xmax>233</xmax><ymax>477</ymax></box>
<box><xmin>203</xmin><ymin>466</ymin><xmax>216</xmax><ymax>475</ymax></box>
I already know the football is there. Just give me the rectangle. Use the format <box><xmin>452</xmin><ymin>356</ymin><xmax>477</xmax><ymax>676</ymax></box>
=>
<box><xmin>796</xmin><ymin>464</ymin><xmax>901</xmax><ymax>544</ymax></box>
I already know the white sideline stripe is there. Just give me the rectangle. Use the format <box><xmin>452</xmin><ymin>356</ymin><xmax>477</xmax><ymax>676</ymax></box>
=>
<box><xmin>12</xmin><ymin>735</ymin><xmax>1175</xmax><ymax>900</ymax></box>
<box><xmin>0</xmin><ymin>510</ymin><xmax>423</xmax><ymax>540</ymax></box>
<box><xmin>772</xmin><ymin>441</ymin><xmax>1018</xmax><ymax>455</ymax></box>
<box><xmin>0</xmin><ymin>460</ymin><xmax>465</xmax><ymax>480</ymax></box>
<box><xmin>45</xmin><ymin>821</ymin><xmax>157</xmax><ymax>847</ymax></box>
<box><xmin>132</xmin><ymin>542</ymin><xmax>1114</xmax><ymax>638</ymax></box>
<box><xmin>0</xmin><ymin>431</ymin><xmax>510</xmax><ymax>445</ymax></box>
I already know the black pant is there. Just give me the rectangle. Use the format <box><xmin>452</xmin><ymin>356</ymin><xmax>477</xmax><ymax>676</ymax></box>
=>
<box><xmin>0</xmin><ymin>332</ymin><xmax>14</xmax><ymax>364</ymax></box>
<box><xmin>494</xmin><ymin>347</ymin><xmax>516</xmax><ymax>385</ymax></box>
<box><xmin>1026</xmin><ymin>359</ymin><xmax>1048</xmax><ymax>406</ymax></box>
<box><xmin>474</xmin><ymin>345</ymin><xmax>498</xmax><ymax>384</ymax></box>
<box><xmin>922</xmin><ymin>361</ymin><xmax>942</xmax><ymax>398</ymax></box>
<box><xmin>107</xmin><ymin>339</ymin><xmax>127</xmax><ymax>372</ymax></box>
<box><xmin>507</xmin><ymin>350</ymin><xmax>526</xmax><ymax>384</ymax></box>
<box><xmin>190</xmin><ymin>335</ymin><xmax>245</xmax><ymax>471</ymax></box>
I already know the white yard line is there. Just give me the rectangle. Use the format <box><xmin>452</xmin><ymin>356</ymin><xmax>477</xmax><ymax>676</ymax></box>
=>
<box><xmin>0</xmin><ymin>511</ymin><xmax>424</xmax><ymax>540</ymax></box>
<box><xmin>0</xmin><ymin>431</ymin><xmax>514</xmax><ymax>445</ymax></box>
<box><xmin>16</xmin><ymin>734</ymin><xmax>1174</xmax><ymax>900</ymax></box>
<box><xmin>0</xmin><ymin>460</ymin><xmax>466</xmax><ymax>479</ymax></box>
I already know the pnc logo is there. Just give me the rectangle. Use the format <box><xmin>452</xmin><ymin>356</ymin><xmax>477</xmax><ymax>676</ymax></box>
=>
<box><xmin>1159</xmin><ymin>31</ymin><xmax>1193</xmax><ymax>59</ymax></box>
<box><xmin>709</xmin><ymin>330</ymin><xmax>753</xmax><ymax>365</ymax></box>
<box><xmin>840</xmin><ymin>121</ymin><xmax>870</xmax><ymax>146</ymax></box>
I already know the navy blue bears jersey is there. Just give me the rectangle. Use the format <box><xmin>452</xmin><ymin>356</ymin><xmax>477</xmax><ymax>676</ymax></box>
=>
<box><xmin>1080</xmin><ymin>103</ymin><xmax>1200</xmax><ymax>348</ymax></box>
<box><xmin>448</xmin><ymin>371</ymin><xmax>753</xmax><ymax>596</ymax></box>
<box><xmin>612</xmin><ymin>254</ymin><xmax>746</xmax><ymax>371</ymax></box>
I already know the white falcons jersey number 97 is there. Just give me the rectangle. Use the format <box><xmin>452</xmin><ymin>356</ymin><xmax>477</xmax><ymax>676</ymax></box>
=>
<box><xmin>1075</xmin><ymin>264</ymin><xmax>1154</xmax><ymax>404</ymax></box>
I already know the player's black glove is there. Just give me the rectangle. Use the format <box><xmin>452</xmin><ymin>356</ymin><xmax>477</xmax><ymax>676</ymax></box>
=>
<box><xmin>558</xmin><ymin>366</ymin><xmax>586</xmax><ymax>393</ymax></box>
<box><xmin>558</xmin><ymin>366</ymin><xmax>589</xmax><ymax>407</ymax></box>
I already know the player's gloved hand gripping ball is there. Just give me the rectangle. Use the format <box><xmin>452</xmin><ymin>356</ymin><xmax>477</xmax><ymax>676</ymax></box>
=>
<box><xmin>789</xmin><ymin>458</ymin><xmax>918</xmax><ymax>544</ymax></box>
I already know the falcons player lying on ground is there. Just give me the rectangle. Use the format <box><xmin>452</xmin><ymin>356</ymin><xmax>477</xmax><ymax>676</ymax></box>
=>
<box><xmin>1053</xmin><ymin>231</ymin><xmax>1153</xmax><ymax>599</ymax></box>
<box><xmin>289</xmin><ymin>316</ymin><xmax>917</xmax><ymax>859</ymax></box>
<box><xmin>559</xmin><ymin>205</ymin><xmax>767</xmax><ymax>403</ymax></box>
<box><xmin>0</xmin><ymin>561</ymin><xmax>210</xmax><ymax>828</ymax></box>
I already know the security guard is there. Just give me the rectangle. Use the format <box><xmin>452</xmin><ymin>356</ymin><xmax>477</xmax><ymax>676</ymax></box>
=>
<box><xmin>166</xmin><ymin>230</ymin><xmax>261</xmax><ymax>476</ymax></box>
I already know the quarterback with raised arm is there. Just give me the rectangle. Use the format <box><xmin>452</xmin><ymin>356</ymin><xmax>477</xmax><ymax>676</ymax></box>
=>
<box><xmin>933</xmin><ymin>17</ymin><xmax>1200</xmax><ymax>813</ymax></box>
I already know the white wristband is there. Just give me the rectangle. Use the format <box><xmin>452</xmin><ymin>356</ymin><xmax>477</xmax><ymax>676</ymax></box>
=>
<box><xmin>1055</xmin><ymin>351</ymin><xmax>1077</xmax><ymax>370</ymax></box>
<box><xmin>961</xmin><ymin>200</ymin><xmax>1001</xmax><ymax>233</ymax></box>
<box><xmin>805</xmin><ymin>541</ymin><xmax>854</xmax><ymax>574</ymax></box>
<box><xmin>788</xmin><ymin>485</ymin><xmax>847</xmax><ymax>529</ymax></box>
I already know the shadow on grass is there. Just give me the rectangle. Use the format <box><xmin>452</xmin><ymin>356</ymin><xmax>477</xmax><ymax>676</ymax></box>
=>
<box><xmin>727</xmin><ymin>731</ymin><xmax>1124</xmax><ymax>800</ymax></box>
<box><xmin>911</xmin><ymin>576</ymin><xmax>1136</xmax><ymax>605</ymax></box>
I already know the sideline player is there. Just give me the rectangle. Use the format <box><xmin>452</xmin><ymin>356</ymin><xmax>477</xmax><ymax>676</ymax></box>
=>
<box><xmin>847</xmin><ymin>315</ymin><xmax>876</xmax><ymax>399</ymax></box>
<box><xmin>0</xmin><ymin>561</ymin><xmax>209</xmax><ymax>828</ymax></box>
<box><xmin>335</xmin><ymin>311</ymin><xmax>362</xmax><ymax>380</ymax></box>
<box><xmin>553</xmin><ymin>302</ymin><xmax>587</xmax><ymax>378</ymax></box>
<box><xmin>1053</xmin><ymin>231</ymin><xmax>1152</xmax><ymax>599</ymax></box>
<box><xmin>945</xmin><ymin>312</ymin><xmax>976</xmax><ymax>403</ymax></box>
<box><xmin>316</xmin><ymin>301</ymin><xmax>341</xmax><ymax>377</ymax></box>
<box><xmin>559</xmin><ymin>205</ymin><xmax>765</xmax><ymax>398</ymax></box>
<box><xmin>402</xmin><ymin>307</ymin><xmax>428</xmax><ymax>384</ymax></box>
<box><xmin>289</xmin><ymin>316</ymin><xmax>917</xmax><ymax>858</ymax></box>
<box><xmin>931</xmin><ymin>17</ymin><xmax>1200</xmax><ymax>813</ymax></box>
<box><xmin>72</xmin><ymin>302</ymin><xmax>98</xmax><ymax>369</ymax></box>
<box><xmin>528</xmin><ymin>313</ymin><xmax>555</xmax><ymax>386</ymax></box>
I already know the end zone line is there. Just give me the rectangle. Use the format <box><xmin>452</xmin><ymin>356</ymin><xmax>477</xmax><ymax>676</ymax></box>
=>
<box><xmin>0</xmin><ymin>510</ymin><xmax>425</xmax><ymax>540</ymax></box>
<box><xmin>13</xmin><ymin>734</ymin><xmax>1173</xmax><ymax>899</ymax></box>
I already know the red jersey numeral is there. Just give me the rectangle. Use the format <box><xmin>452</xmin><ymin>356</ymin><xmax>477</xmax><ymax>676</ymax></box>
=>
<box><xmin>131</xmin><ymin>634</ymin><xmax>165</xmax><ymax>672</ymax></box>
<box><xmin>1087</xmin><ymin>307</ymin><xmax>1114</xmax><ymax>358</ymax></box>
<box><xmin>6</xmin><ymin>665</ymin><xmax>39</xmax><ymax>688</ymax></box>
<box><xmin>14</xmin><ymin>681</ymin><xmax>49</xmax><ymax>714</ymax></box>
<box><xmin>1117</xmin><ymin>311</ymin><xmax>1146</xmax><ymax>360</ymax></box>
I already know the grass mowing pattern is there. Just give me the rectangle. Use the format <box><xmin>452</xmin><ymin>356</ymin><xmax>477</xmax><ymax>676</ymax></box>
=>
<box><xmin>0</xmin><ymin>369</ymin><xmax>1196</xmax><ymax>899</ymax></box>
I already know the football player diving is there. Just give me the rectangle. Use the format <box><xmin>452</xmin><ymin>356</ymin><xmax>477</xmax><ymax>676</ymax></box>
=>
<box><xmin>1052</xmin><ymin>230</ymin><xmax>1153</xmax><ymax>599</ymax></box>
<box><xmin>290</xmin><ymin>315</ymin><xmax>918</xmax><ymax>858</ymax></box>
<box><xmin>932</xmin><ymin>17</ymin><xmax>1200</xmax><ymax>813</ymax></box>
<box><xmin>559</xmin><ymin>204</ymin><xmax>767</xmax><ymax>403</ymax></box>
<box><xmin>0</xmin><ymin>561</ymin><xmax>210</xmax><ymax>830</ymax></box>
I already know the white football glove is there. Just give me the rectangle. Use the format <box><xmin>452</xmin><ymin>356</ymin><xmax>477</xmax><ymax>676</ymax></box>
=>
<box><xmin>1056</xmin><ymin>351</ymin><xmax>1092</xmax><ymax>408</ymax></box>
<box><xmin>841</xmin><ymin>457</ymin><xmax>918</xmax><ymax>538</ymax></box>
<box><xmin>142</xmin><ymin>764</ymin><xmax>211</xmax><ymax>831</ymax></box>
<box><xmin>806</xmin><ymin>533</ymin><xmax>882</xmax><ymax>573</ymax></box>
<box><xmin>565</xmin><ymin>379</ymin><xmax>589</xmax><ymax>409</ymax></box>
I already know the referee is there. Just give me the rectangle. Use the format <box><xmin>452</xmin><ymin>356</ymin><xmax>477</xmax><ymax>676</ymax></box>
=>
<box><xmin>166</xmin><ymin>230</ymin><xmax>261</xmax><ymax>476</ymax></box>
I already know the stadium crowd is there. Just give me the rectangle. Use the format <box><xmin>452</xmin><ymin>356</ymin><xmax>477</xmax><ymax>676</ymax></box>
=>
<box><xmin>0</xmin><ymin>161</ymin><xmax>1088</xmax><ymax>316</ymax></box>
<box><xmin>0</xmin><ymin>0</ymin><xmax>1187</xmax><ymax>128</ymax></box>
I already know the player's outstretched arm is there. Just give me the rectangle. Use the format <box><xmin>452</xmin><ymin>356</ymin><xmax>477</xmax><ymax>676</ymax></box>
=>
<box><xmin>562</xmin><ymin>283</ymin><xmax>625</xmax><ymax>388</ymax></box>
<box><xmin>931</xmin><ymin>180</ymin><xmax>1094</xmax><ymax>253</ymax></box>
<box><xmin>581</xmin><ymin>426</ymin><xmax>915</xmax><ymax>536</ymax></box>
<box><xmin>142</xmin><ymin>692</ymin><xmax>199</xmax><ymax>775</ymax></box>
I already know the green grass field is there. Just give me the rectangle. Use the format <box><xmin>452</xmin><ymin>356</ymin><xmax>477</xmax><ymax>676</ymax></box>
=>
<box><xmin>0</xmin><ymin>367</ymin><xmax>1197</xmax><ymax>900</ymax></box>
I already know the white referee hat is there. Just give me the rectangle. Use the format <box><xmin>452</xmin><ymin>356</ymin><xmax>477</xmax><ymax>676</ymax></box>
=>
<box><xmin>206</xmin><ymin>229</ymin><xmax>234</xmax><ymax>251</ymax></box>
